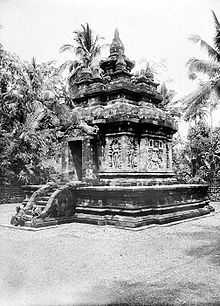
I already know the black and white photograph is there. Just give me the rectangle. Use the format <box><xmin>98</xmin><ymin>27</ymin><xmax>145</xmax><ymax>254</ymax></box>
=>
<box><xmin>0</xmin><ymin>0</ymin><xmax>220</xmax><ymax>305</ymax></box>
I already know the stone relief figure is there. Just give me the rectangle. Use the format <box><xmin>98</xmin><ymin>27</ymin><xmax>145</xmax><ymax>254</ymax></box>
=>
<box><xmin>32</xmin><ymin>204</ymin><xmax>42</xmax><ymax>218</ymax></box>
<box><xmin>148</xmin><ymin>148</ymin><xmax>158</xmax><ymax>170</ymax></box>
<box><xmin>58</xmin><ymin>108</ymin><xmax>99</xmax><ymax>138</ymax></box>
<box><xmin>158</xmin><ymin>149</ymin><xmax>164</xmax><ymax>170</ymax></box>
<box><xmin>147</xmin><ymin>139</ymin><xmax>165</xmax><ymax>171</ymax></box>
<box><xmin>166</xmin><ymin>143</ymin><xmax>170</xmax><ymax>169</ymax></box>
<box><xmin>78</xmin><ymin>121</ymin><xmax>99</xmax><ymax>135</ymax></box>
<box><xmin>127</xmin><ymin>137</ymin><xmax>138</xmax><ymax>170</ymax></box>
<box><xmin>109</xmin><ymin>138</ymin><xmax>122</xmax><ymax>170</ymax></box>
<box><xmin>10</xmin><ymin>205</ymin><xmax>26</xmax><ymax>226</ymax></box>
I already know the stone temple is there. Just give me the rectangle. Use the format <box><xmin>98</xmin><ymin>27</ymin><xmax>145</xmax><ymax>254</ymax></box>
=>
<box><xmin>21</xmin><ymin>29</ymin><xmax>214</xmax><ymax>228</ymax></box>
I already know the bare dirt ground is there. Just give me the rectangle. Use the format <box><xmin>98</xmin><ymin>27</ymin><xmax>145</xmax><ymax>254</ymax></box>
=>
<box><xmin>0</xmin><ymin>203</ymin><xmax>220</xmax><ymax>306</ymax></box>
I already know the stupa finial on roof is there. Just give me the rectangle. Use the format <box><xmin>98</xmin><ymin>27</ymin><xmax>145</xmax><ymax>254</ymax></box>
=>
<box><xmin>116</xmin><ymin>49</ymin><xmax>127</xmax><ymax>71</ymax></box>
<box><xmin>145</xmin><ymin>62</ymin><xmax>154</xmax><ymax>81</ymax></box>
<box><xmin>110</xmin><ymin>28</ymin><xmax>125</xmax><ymax>55</ymax></box>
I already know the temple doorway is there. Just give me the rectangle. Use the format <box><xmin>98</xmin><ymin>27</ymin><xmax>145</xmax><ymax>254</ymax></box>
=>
<box><xmin>69</xmin><ymin>140</ymin><xmax>82</xmax><ymax>181</ymax></box>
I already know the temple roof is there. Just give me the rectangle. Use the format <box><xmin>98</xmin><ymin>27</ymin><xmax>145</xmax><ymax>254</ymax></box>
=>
<box><xmin>100</xmin><ymin>28</ymin><xmax>135</xmax><ymax>74</ymax></box>
<box><xmin>70</xmin><ymin>28</ymin><xmax>163</xmax><ymax>109</ymax></box>
<box><xmin>110</xmin><ymin>28</ymin><xmax>125</xmax><ymax>55</ymax></box>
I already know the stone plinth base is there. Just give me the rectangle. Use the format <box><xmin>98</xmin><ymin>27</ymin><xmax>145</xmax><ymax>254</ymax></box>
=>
<box><xmin>73</xmin><ymin>184</ymin><xmax>214</xmax><ymax>228</ymax></box>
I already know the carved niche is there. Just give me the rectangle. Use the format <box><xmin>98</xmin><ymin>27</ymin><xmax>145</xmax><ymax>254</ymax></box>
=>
<box><xmin>147</xmin><ymin>138</ymin><xmax>165</xmax><ymax>172</ymax></box>
<box><xmin>125</xmin><ymin>136</ymin><xmax>138</xmax><ymax>170</ymax></box>
<box><xmin>100</xmin><ymin>135</ymin><xmax>139</xmax><ymax>172</ymax></box>
<box><xmin>102</xmin><ymin>136</ymin><xmax>122</xmax><ymax>171</ymax></box>
<box><xmin>166</xmin><ymin>142</ymin><xmax>172</xmax><ymax>170</ymax></box>
<box><xmin>139</xmin><ymin>138</ymin><xmax>172</xmax><ymax>172</ymax></box>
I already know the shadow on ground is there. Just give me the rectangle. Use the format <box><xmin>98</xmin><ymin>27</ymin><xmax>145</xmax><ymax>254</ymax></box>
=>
<box><xmin>179</xmin><ymin>225</ymin><xmax>220</xmax><ymax>267</ymax></box>
<box><xmin>82</xmin><ymin>279</ymin><xmax>216</xmax><ymax>306</ymax></box>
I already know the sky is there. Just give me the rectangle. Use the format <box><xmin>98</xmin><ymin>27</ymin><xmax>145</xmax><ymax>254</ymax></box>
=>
<box><xmin>0</xmin><ymin>0</ymin><xmax>220</xmax><ymax>125</ymax></box>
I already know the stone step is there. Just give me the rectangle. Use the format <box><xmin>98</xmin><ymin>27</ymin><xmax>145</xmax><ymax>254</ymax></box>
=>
<box><xmin>40</xmin><ymin>196</ymin><xmax>51</xmax><ymax>201</ymax></box>
<box><xmin>44</xmin><ymin>193</ymin><xmax>55</xmax><ymax>197</ymax></box>
<box><xmin>36</xmin><ymin>200</ymin><xmax>48</xmax><ymax>205</ymax></box>
<box><xmin>24</xmin><ymin>218</ymin><xmax>57</xmax><ymax>228</ymax></box>
<box><xmin>47</xmin><ymin>189</ymin><xmax>57</xmax><ymax>194</ymax></box>
<box><xmin>25</xmin><ymin>215</ymin><xmax>33</xmax><ymax>221</ymax></box>
<box><xmin>23</xmin><ymin>199</ymin><xmax>29</xmax><ymax>203</ymax></box>
<box><xmin>25</xmin><ymin>205</ymin><xmax>45</xmax><ymax>214</ymax></box>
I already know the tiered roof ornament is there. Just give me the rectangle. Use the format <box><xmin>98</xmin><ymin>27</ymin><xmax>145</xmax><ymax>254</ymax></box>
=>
<box><xmin>110</xmin><ymin>28</ymin><xmax>125</xmax><ymax>55</ymax></box>
<box><xmin>70</xmin><ymin>28</ymin><xmax>164</xmax><ymax>107</ymax></box>
<box><xmin>115</xmin><ymin>50</ymin><xmax>127</xmax><ymax>71</ymax></box>
<box><xmin>145</xmin><ymin>62</ymin><xmax>154</xmax><ymax>81</ymax></box>
<box><xmin>100</xmin><ymin>28</ymin><xmax>135</xmax><ymax>77</ymax></box>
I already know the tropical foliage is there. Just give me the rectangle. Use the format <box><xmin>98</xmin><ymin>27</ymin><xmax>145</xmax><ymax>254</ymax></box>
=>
<box><xmin>173</xmin><ymin>122</ymin><xmax>220</xmax><ymax>186</ymax></box>
<box><xmin>59</xmin><ymin>23</ymin><xmax>105</xmax><ymax>87</ymax></box>
<box><xmin>0</xmin><ymin>22</ymin><xmax>105</xmax><ymax>185</ymax></box>
<box><xmin>172</xmin><ymin>10</ymin><xmax>220</xmax><ymax>186</ymax></box>
<box><xmin>0</xmin><ymin>48</ymin><xmax>71</xmax><ymax>185</ymax></box>
<box><xmin>181</xmin><ymin>10</ymin><xmax>220</xmax><ymax>124</ymax></box>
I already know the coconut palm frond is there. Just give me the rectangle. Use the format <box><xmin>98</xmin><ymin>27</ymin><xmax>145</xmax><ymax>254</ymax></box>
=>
<box><xmin>211</xmin><ymin>10</ymin><xmax>220</xmax><ymax>53</ymax></box>
<box><xmin>67</xmin><ymin>64</ymin><xmax>82</xmax><ymax>81</ymax></box>
<box><xmin>75</xmin><ymin>45</ymin><xmax>86</xmax><ymax>57</ymax></box>
<box><xmin>53</xmin><ymin>101</ymin><xmax>73</xmax><ymax>126</ymax></box>
<box><xmin>27</xmin><ymin>110</ymin><xmax>46</xmax><ymax>131</ymax></box>
<box><xmin>188</xmin><ymin>34</ymin><xmax>202</xmax><ymax>43</ymax></box>
<box><xmin>213</xmin><ymin>79</ymin><xmax>220</xmax><ymax>99</ymax></box>
<box><xmin>31</xmin><ymin>56</ymin><xmax>37</xmax><ymax>69</ymax></box>
<box><xmin>84</xmin><ymin>23</ymin><xmax>92</xmax><ymax>51</ymax></box>
<box><xmin>74</xmin><ymin>24</ymin><xmax>91</xmax><ymax>53</ymax></box>
<box><xmin>60</xmin><ymin>23</ymin><xmax>104</xmax><ymax>79</ymax></box>
<box><xmin>183</xmin><ymin>95</ymin><xmax>209</xmax><ymax>122</ymax></box>
<box><xmin>59</xmin><ymin>44</ymin><xmax>75</xmax><ymax>53</ymax></box>
<box><xmin>189</xmin><ymin>34</ymin><xmax>220</xmax><ymax>62</ymax></box>
<box><xmin>213</xmin><ymin>33</ymin><xmax>220</xmax><ymax>54</ymax></box>
<box><xmin>183</xmin><ymin>102</ymin><xmax>209</xmax><ymax>122</ymax></box>
<box><xmin>200</xmin><ymin>40</ymin><xmax>220</xmax><ymax>62</ymax></box>
<box><xmin>212</xmin><ymin>10</ymin><xmax>220</xmax><ymax>30</ymax></box>
<box><xmin>58</xmin><ymin>60</ymin><xmax>77</xmax><ymax>75</ymax></box>
<box><xmin>210</xmin><ymin>88</ymin><xmax>220</xmax><ymax>110</ymax></box>
<box><xmin>22</xmin><ymin>101</ymin><xmax>46</xmax><ymax>135</ymax></box>
<box><xmin>92</xmin><ymin>35</ymin><xmax>104</xmax><ymax>51</ymax></box>
<box><xmin>73</xmin><ymin>23</ymin><xmax>103</xmax><ymax>59</ymax></box>
<box><xmin>68</xmin><ymin>60</ymin><xmax>80</xmax><ymax>73</ymax></box>
<box><xmin>92</xmin><ymin>45</ymin><xmax>101</xmax><ymax>57</ymax></box>
<box><xmin>181</xmin><ymin>81</ymin><xmax>213</xmax><ymax>107</ymax></box>
<box><xmin>187</xmin><ymin>58</ymin><xmax>220</xmax><ymax>78</ymax></box>
<box><xmin>184</xmin><ymin>11</ymin><xmax>220</xmax><ymax>125</ymax></box>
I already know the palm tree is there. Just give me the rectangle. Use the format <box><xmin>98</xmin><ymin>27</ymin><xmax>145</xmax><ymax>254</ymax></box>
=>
<box><xmin>59</xmin><ymin>23</ymin><xmax>104</xmax><ymax>83</ymax></box>
<box><xmin>159</xmin><ymin>82</ymin><xmax>176</xmax><ymax>108</ymax></box>
<box><xmin>181</xmin><ymin>80</ymin><xmax>210</xmax><ymax>125</ymax></box>
<box><xmin>182</xmin><ymin>10</ymin><xmax>220</xmax><ymax>121</ymax></box>
<box><xmin>0</xmin><ymin>23</ymin><xmax>3</xmax><ymax>50</ymax></box>
<box><xmin>181</xmin><ymin>11</ymin><xmax>220</xmax><ymax>186</ymax></box>
<box><xmin>0</xmin><ymin>23</ymin><xmax>4</xmax><ymax>65</ymax></box>
<box><xmin>183</xmin><ymin>101</ymin><xmax>209</xmax><ymax>126</ymax></box>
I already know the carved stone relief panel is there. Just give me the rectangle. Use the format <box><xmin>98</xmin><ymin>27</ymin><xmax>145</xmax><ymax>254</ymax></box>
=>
<box><xmin>124</xmin><ymin>135</ymin><xmax>138</xmax><ymax>171</ymax></box>
<box><xmin>101</xmin><ymin>136</ymin><xmax>123</xmax><ymax>171</ymax></box>
<box><xmin>147</xmin><ymin>138</ymin><xmax>166</xmax><ymax>172</ymax></box>
<box><xmin>166</xmin><ymin>142</ymin><xmax>172</xmax><ymax>171</ymax></box>
<box><xmin>100</xmin><ymin>134</ymin><xmax>139</xmax><ymax>172</ymax></box>
<box><xmin>100</xmin><ymin>134</ymin><xmax>172</xmax><ymax>173</ymax></box>
<box><xmin>109</xmin><ymin>137</ymin><xmax>122</xmax><ymax>170</ymax></box>
<box><xmin>139</xmin><ymin>137</ymin><xmax>148</xmax><ymax>171</ymax></box>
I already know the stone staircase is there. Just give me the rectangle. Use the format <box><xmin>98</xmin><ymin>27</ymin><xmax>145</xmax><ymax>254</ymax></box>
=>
<box><xmin>20</xmin><ymin>182</ymin><xmax>85</xmax><ymax>228</ymax></box>
<box><xmin>23</xmin><ymin>184</ymin><xmax>59</xmax><ymax>227</ymax></box>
